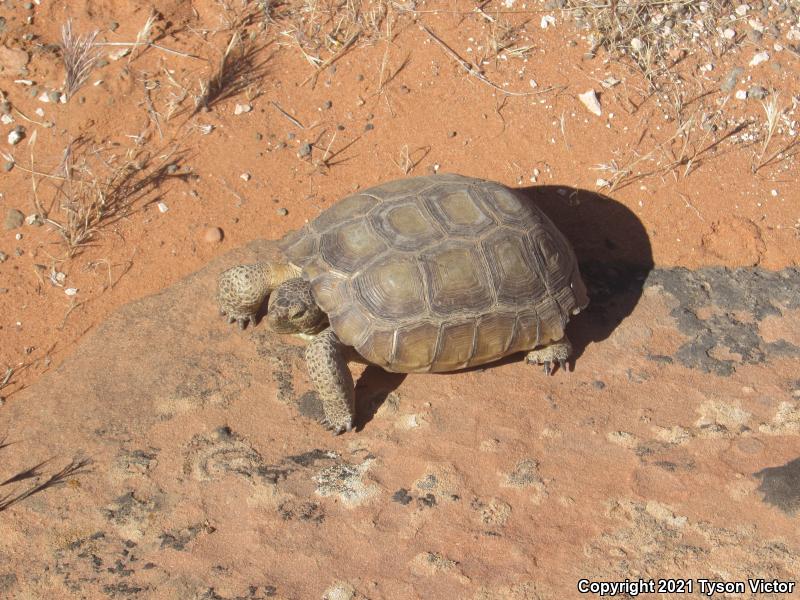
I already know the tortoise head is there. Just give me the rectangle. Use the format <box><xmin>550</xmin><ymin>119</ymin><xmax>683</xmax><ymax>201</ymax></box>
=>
<box><xmin>267</xmin><ymin>277</ymin><xmax>327</xmax><ymax>334</ymax></box>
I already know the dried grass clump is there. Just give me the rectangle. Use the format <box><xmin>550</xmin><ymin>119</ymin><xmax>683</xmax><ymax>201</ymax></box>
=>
<box><xmin>277</xmin><ymin>0</ymin><xmax>414</xmax><ymax>74</ymax></box>
<box><xmin>29</xmin><ymin>138</ymin><xmax>178</xmax><ymax>257</ymax></box>
<box><xmin>61</xmin><ymin>20</ymin><xmax>100</xmax><ymax>99</ymax></box>
<box><xmin>562</xmin><ymin>0</ymin><xmax>727</xmax><ymax>89</ymax></box>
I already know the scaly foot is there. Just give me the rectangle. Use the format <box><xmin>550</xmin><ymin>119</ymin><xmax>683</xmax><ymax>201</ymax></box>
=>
<box><xmin>526</xmin><ymin>337</ymin><xmax>573</xmax><ymax>375</ymax></box>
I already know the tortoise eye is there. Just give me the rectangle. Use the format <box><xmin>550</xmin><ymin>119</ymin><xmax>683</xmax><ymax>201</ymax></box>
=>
<box><xmin>291</xmin><ymin>308</ymin><xmax>306</xmax><ymax>319</ymax></box>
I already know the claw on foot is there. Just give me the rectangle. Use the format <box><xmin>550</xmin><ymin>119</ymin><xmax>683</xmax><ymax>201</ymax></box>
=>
<box><xmin>319</xmin><ymin>417</ymin><xmax>352</xmax><ymax>436</ymax></box>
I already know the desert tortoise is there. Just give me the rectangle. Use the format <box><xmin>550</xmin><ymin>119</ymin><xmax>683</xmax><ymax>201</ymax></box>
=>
<box><xmin>217</xmin><ymin>174</ymin><xmax>589</xmax><ymax>434</ymax></box>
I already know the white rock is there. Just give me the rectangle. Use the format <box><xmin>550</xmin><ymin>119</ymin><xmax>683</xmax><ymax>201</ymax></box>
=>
<box><xmin>50</xmin><ymin>271</ymin><xmax>66</xmax><ymax>286</ymax></box>
<box><xmin>748</xmin><ymin>19</ymin><xmax>764</xmax><ymax>33</ymax></box>
<box><xmin>602</xmin><ymin>76</ymin><xmax>620</xmax><ymax>88</ymax></box>
<box><xmin>735</xmin><ymin>89</ymin><xmax>748</xmax><ymax>100</ymax></box>
<box><xmin>240</xmin><ymin>172</ymin><xmax>251</xmax><ymax>181</ymax></box>
<box><xmin>540</xmin><ymin>15</ymin><xmax>555</xmax><ymax>29</ymax></box>
<box><xmin>38</xmin><ymin>92</ymin><xmax>50</xmax><ymax>103</ymax></box>
<box><xmin>529</xmin><ymin>79</ymin><xmax>538</xmax><ymax>88</ymax></box>
<box><xmin>631</xmin><ymin>37</ymin><xmax>644</xmax><ymax>52</ymax></box>
<box><xmin>723</xmin><ymin>28</ymin><xmax>736</xmax><ymax>39</ymax></box>
<box><xmin>64</xmin><ymin>288</ymin><xmax>78</xmax><ymax>296</ymax></box>
<box><xmin>1</xmin><ymin>114</ymin><xmax>13</xmax><ymax>125</ymax></box>
<box><xmin>596</xmin><ymin>178</ymin><xmax>610</xmax><ymax>188</ymax></box>
<box><xmin>157</xmin><ymin>201</ymin><xmax>169</xmax><ymax>213</ymax></box>
<box><xmin>14</xmin><ymin>79</ymin><xmax>34</xmax><ymax>86</ymax></box>
<box><xmin>749</xmin><ymin>51</ymin><xmax>769</xmax><ymax>67</ymax></box>
<box><xmin>35</xmin><ymin>107</ymin><xmax>45</xmax><ymax>117</ymax></box>
<box><xmin>7</xmin><ymin>130</ymin><xmax>23</xmax><ymax>145</ymax></box>
<box><xmin>578</xmin><ymin>89</ymin><xmax>602</xmax><ymax>116</ymax></box>
<box><xmin>735</xmin><ymin>4</ymin><xmax>749</xmax><ymax>16</ymax></box>
<box><xmin>234</xmin><ymin>103</ymin><xmax>252</xmax><ymax>115</ymax></box>
<box><xmin>108</xmin><ymin>47</ymin><xmax>131</xmax><ymax>61</ymax></box>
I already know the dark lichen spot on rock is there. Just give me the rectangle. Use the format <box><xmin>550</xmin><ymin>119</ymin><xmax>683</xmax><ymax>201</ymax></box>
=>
<box><xmin>392</xmin><ymin>488</ymin><xmax>413</xmax><ymax>505</ymax></box>
<box><xmin>417</xmin><ymin>493</ymin><xmax>437</xmax><ymax>508</ymax></box>
<box><xmin>286</xmin><ymin>448</ymin><xmax>333</xmax><ymax>467</ymax></box>
<box><xmin>278</xmin><ymin>499</ymin><xmax>325</xmax><ymax>523</ymax></box>
<box><xmin>645</xmin><ymin>267</ymin><xmax>800</xmax><ymax>375</ymax></box>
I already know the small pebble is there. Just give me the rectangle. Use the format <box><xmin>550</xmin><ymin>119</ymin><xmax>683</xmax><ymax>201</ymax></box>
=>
<box><xmin>748</xmin><ymin>30</ymin><xmax>763</xmax><ymax>43</ymax></box>
<box><xmin>64</xmin><ymin>288</ymin><xmax>78</xmax><ymax>296</ymax></box>
<box><xmin>4</xmin><ymin>209</ymin><xmax>24</xmax><ymax>230</ymax></box>
<box><xmin>356</xmin><ymin>74</ymin><xmax>365</xmax><ymax>82</ymax></box>
<box><xmin>254</xmin><ymin>132</ymin><xmax>262</xmax><ymax>141</ymax></box>
<box><xmin>578</xmin><ymin>89</ymin><xmax>602</xmax><ymax>116</ymax></box>
<box><xmin>203</xmin><ymin>226</ymin><xmax>223</xmax><ymax>243</ymax></box>
<box><xmin>735</xmin><ymin>89</ymin><xmax>748</xmax><ymax>100</ymax></box>
<box><xmin>748</xmin><ymin>85</ymin><xmax>768</xmax><ymax>100</ymax></box>
<box><xmin>166</xmin><ymin>164</ymin><xmax>179</xmax><ymax>174</ymax></box>
<box><xmin>721</xmin><ymin>66</ymin><xmax>743</xmax><ymax>92</ymax></box>
<box><xmin>108</xmin><ymin>47</ymin><xmax>131</xmax><ymax>61</ymax></box>
<box><xmin>0</xmin><ymin>251</ymin><xmax>8</xmax><ymax>262</ymax></box>
<box><xmin>157</xmin><ymin>201</ymin><xmax>169</xmax><ymax>213</ymax></box>
<box><xmin>8</xmin><ymin>126</ymin><xmax>25</xmax><ymax>145</ymax></box>
<box><xmin>0</xmin><ymin>101</ymin><xmax>10</xmax><ymax>114</ymax></box>
<box><xmin>447</xmin><ymin>131</ymin><xmax>457</xmax><ymax>138</ymax></box>
<box><xmin>234</xmin><ymin>103</ymin><xmax>252</xmax><ymax>115</ymax></box>
<box><xmin>322</xmin><ymin>100</ymin><xmax>332</xmax><ymax>110</ymax></box>
<box><xmin>364</xmin><ymin>123</ymin><xmax>374</xmax><ymax>132</ymax></box>
<box><xmin>109</xmin><ymin>21</ymin><xmax>120</xmax><ymax>32</ymax></box>
<box><xmin>399</xmin><ymin>84</ymin><xmax>410</xmax><ymax>94</ymax></box>
<box><xmin>297</xmin><ymin>143</ymin><xmax>312</xmax><ymax>158</ymax></box>
<box><xmin>240</xmin><ymin>172</ymin><xmax>251</xmax><ymax>181</ymax></box>
<box><xmin>23</xmin><ymin>2</ymin><xmax>34</xmax><ymax>9</ymax></box>
<box><xmin>276</xmin><ymin>207</ymin><xmax>288</xmax><ymax>216</ymax></box>
<box><xmin>3</xmin><ymin>161</ymin><xmax>13</xmax><ymax>172</ymax></box>
<box><xmin>749</xmin><ymin>51</ymin><xmax>769</xmax><ymax>67</ymax></box>
<box><xmin>287</xmin><ymin>132</ymin><xmax>296</xmax><ymax>140</ymax></box>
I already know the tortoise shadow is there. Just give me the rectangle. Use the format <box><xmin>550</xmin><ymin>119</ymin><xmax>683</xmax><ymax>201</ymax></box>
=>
<box><xmin>517</xmin><ymin>185</ymin><xmax>654</xmax><ymax>362</ymax></box>
<box><xmin>354</xmin><ymin>367</ymin><xmax>407</xmax><ymax>431</ymax></box>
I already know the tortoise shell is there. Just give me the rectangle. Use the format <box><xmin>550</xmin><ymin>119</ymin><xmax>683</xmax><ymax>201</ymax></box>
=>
<box><xmin>279</xmin><ymin>174</ymin><xmax>588</xmax><ymax>373</ymax></box>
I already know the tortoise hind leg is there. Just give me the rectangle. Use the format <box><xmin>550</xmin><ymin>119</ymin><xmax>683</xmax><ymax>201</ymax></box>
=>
<box><xmin>217</xmin><ymin>261</ymin><xmax>300</xmax><ymax>329</ymax></box>
<box><xmin>526</xmin><ymin>336</ymin><xmax>573</xmax><ymax>375</ymax></box>
<box><xmin>305</xmin><ymin>328</ymin><xmax>355</xmax><ymax>435</ymax></box>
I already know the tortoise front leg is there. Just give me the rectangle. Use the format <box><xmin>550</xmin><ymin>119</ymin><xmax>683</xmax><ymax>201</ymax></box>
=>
<box><xmin>526</xmin><ymin>336</ymin><xmax>573</xmax><ymax>375</ymax></box>
<box><xmin>305</xmin><ymin>328</ymin><xmax>355</xmax><ymax>435</ymax></box>
<box><xmin>217</xmin><ymin>261</ymin><xmax>300</xmax><ymax>329</ymax></box>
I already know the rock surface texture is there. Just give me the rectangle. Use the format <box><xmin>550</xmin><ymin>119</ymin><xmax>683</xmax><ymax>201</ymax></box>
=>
<box><xmin>2</xmin><ymin>235</ymin><xmax>799</xmax><ymax>599</ymax></box>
